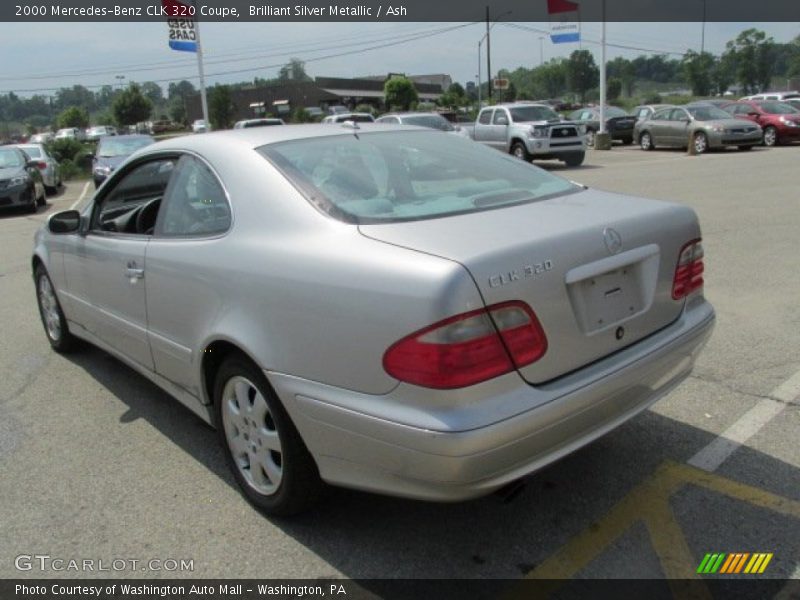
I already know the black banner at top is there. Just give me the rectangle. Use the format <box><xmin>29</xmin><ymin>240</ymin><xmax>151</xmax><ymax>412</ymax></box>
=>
<box><xmin>3</xmin><ymin>0</ymin><xmax>800</xmax><ymax>22</ymax></box>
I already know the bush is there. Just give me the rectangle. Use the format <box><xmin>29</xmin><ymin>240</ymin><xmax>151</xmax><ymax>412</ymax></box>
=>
<box><xmin>48</xmin><ymin>138</ymin><xmax>83</xmax><ymax>163</ymax></box>
<box><xmin>354</xmin><ymin>104</ymin><xmax>376</xmax><ymax>116</ymax></box>
<box><xmin>642</xmin><ymin>93</ymin><xmax>663</xmax><ymax>104</ymax></box>
<box><xmin>57</xmin><ymin>159</ymin><xmax>82</xmax><ymax>181</ymax></box>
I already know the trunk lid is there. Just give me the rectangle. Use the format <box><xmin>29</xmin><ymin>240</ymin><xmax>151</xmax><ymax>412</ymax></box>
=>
<box><xmin>360</xmin><ymin>188</ymin><xmax>700</xmax><ymax>384</ymax></box>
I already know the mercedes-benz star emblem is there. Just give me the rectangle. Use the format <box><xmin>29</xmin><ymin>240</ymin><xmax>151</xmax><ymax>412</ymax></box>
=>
<box><xmin>603</xmin><ymin>228</ymin><xmax>623</xmax><ymax>255</ymax></box>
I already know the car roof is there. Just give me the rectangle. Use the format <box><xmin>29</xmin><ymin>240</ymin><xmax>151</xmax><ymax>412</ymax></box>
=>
<box><xmin>379</xmin><ymin>112</ymin><xmax>447</xmax><ymax>118</ymax></box>
<box><xmin>99</xmin><ymin>134</ymin><xmax>153</xmax><ymax>142</ymax></box>
<box><xmin>140</xmin><ymin>123</ymin><xmax>428</xmax><ymax>154</ymax></box>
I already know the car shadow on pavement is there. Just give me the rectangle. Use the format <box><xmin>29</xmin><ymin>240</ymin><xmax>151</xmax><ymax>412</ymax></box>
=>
<box><xmin>63</xmin><ymin>346</ymin><xmax>799</xmax><ymax>583</ymax></box>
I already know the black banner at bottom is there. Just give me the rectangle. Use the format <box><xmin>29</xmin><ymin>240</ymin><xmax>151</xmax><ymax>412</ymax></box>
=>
<box><xmin>3</xmin><ymin>578</ymin><xmax>798</xmax><ymax>600</ymax></box>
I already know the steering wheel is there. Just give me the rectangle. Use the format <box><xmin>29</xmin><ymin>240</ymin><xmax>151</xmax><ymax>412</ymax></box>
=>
<box><xmin>135</xmin><ymin>197</ymin><xmax>161</xmax><ymax>235</ymax></box>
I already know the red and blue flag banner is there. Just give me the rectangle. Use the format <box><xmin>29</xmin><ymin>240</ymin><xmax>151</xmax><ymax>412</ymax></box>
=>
<box><xmin>548</xmin><ymin>0</ymin><xmax>581</xmax><ymax>44</ymax></box>
<box><xmin>163</xmin><ymin>0</ymin><xmax>197</xmax><ymax>52</ymax></box>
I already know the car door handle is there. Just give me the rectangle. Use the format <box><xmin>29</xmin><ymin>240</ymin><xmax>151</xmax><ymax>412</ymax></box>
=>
<box><xmin>126</xmin><ymin>261</ymin><xmax>144</xmax><ymax>279</ymax></box>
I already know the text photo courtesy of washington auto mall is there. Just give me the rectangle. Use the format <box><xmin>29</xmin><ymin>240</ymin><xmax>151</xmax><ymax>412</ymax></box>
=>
<box><xmin>1</xmin><ymin>0</ymin><xmax>799</xmax><ymax>598</ymax></box>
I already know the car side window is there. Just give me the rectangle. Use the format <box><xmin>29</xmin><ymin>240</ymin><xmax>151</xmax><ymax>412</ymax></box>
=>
<box><xmin>155</xmin><ymin>155</ymin><xmax>231</xmax><ymax>237</ymax></box>
<box><xmin>637</xmin><ymin>108</ymin><xmax>650</xmax><ymax>120</ymax></box>
<box><xmin>478</xmin><ymin>109</ymin><xmax>493</xmax><ymax>125</ymax></box>
<box><xmin>92</xmin><ymin>158</ymin><xmax>177</xmax><ymax>234</ymax></box>
<box><xmin>670</xmin><ymin>109</ymin><xmax>688</xmax><ymax>121</ymax></box>
<box><xmin>492</xmin><ymin>110</ymin><xmax>508</xmax><ymax>125</ymax></box>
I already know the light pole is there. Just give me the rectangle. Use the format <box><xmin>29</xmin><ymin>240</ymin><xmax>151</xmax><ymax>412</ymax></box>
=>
<box><xmin>539</xmin><ymin>36</ymin><xmax>545</xmax><ymax>67</ymax></box>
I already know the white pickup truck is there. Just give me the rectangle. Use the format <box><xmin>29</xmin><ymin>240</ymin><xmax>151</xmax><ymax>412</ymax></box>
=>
<box><xmin>472</xmin><ymin>103</ymin><xmax>586</xmax><ymax>166</ymax></box>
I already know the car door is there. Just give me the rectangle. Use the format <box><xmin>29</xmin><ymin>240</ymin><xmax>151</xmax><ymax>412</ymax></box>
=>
<box><xmin>473</xmin><ymin>108</ymin><xmax>494</xmax><ymax>143</ymax></box>
<box><xmin>144</xmin><ymin>154</ymin><xmax>233</xmax><ymax>396</ymax></box>
<box><xmin>663</xmin><ymin>108</ymin><xmax>689</xmax><ymax>146</ymax></box>
<box><xmin>487</xmin><ymin>108</ymin><xmax>510</xmax><ymax>150</ymax></box>
<box><xmin>61</xmin><ymin>156</ymin><xmax>178</xmax><ymax>370</ymax></box>
<box><xmin>645</xmin><ymin>108</ymin><xmax>671</xmax><ymax>143</ymax></box>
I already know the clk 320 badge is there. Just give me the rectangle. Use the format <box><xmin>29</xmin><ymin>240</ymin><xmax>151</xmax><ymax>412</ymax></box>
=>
<box><xmin>488</xmin><ymin>260</ymin><xmax>554</xmax><ymax>288</ymax></box>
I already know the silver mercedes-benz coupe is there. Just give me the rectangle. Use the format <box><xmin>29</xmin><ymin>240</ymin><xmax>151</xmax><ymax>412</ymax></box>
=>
<box><xmin>33</xmin><ymin>124</ymin><xmax>715</xmax><ymax>515</ymax></box>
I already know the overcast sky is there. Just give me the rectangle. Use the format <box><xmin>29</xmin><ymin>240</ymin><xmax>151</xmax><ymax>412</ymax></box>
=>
<box><xmin>0</xmin><ymin>21</ymin><xmax>797</xmax><ymax>97</ymax></box>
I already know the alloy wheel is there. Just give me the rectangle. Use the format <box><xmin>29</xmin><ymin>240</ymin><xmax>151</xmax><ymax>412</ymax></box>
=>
<box><xmin>38</xmin><ymin>275</ymin><xmax>61</xmax><ymax>342</ymax></box>
<box><xmin>221</xmin><ymin>375</ymin><xmax>284</xmax><ymax>495</ymax></box>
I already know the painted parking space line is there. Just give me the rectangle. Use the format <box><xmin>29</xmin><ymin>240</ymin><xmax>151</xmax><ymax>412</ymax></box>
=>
<box><xmin>510</xmin><ymin>369</ymin><xmax>800</xmax><ymax>596</ymax></box>
<box><xmin>512</xmin><ymin>461</ymin><xmax>800</xmax><ymax>598</ymax></box>
<box><xmin>70</xmin><ymin>181</ymin><xmax>91</xmax><ymax>210</ymax></box>
<box><xmin>688</xmin><ymin>368</ymin><xmax>800</xmax><ymax>472</ymax></box>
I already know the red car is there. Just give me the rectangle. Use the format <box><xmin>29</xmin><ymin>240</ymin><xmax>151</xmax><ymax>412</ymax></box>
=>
<box><xmin>723</xmin><ymin>100</ymin><xmax>800</xmax><ymax>146</ymax></box>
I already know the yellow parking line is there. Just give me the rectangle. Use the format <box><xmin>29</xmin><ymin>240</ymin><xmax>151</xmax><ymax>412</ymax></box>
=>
<box><xmin>511</xmin><ymin>461</ymin><xmax>799</xmax><ymax>598</ymax></box>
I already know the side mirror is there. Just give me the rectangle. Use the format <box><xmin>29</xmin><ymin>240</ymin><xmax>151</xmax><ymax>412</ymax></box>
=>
<box><xmin>26</xmin><ymin>160</ymin><xmax>39</xmax><ymax>169</ymax></box>
<box><xmin>48</xmin><ymin>210</ymin><xmax>81</xmax><ymax>234</ymax></box>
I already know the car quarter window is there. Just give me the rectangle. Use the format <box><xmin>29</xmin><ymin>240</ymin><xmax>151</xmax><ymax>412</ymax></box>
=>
<box><xmin>92</xmin><ymin>158</ymin><xmax>177</xmax><ymax>234</ymax></box>
<box><xmin>637</xmin><ymin>108</ymin><xmax>650</xmax><ymax>120</ymax></box>
<box><xmin>155</xmin><ymin>155</ymin><xmax>231</xmax><ymax>237</ymax></box>
<box><xmin>651</xmin><ymin>109</ymin><xmax>670</xmax><ymax>120</ymax></box>
<box><xmin>478</xmin><ymin>109</ymin><xmax>493</xmax><ymax>124</ymax></box>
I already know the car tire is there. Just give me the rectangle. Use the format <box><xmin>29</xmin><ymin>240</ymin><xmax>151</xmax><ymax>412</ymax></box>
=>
<box><xmin>37</xmin><ymin>186</ymin><xmax>46</xmax><ymax>207</ymax></box>
<box><xmin>585</xmin><ymin>129</ymin><xmax>596</xmax><ymax>148</ymax></box>
<box><xmin>26</xmin><ymin>186</ymin><xmax>38</xmax><ymax>213</ymax></box>
<box><xmin>563</xmin><ymin>152</ymin><xmax>585</xmax><ymax>167</ymax></box>
<box><xmin>693</xmin><ymin>131</ymin><xmax>709</xmax><ymax>154</ymax></box>
<box><xmin>763</xmin><ymin>126</ymin><xmax>778</xmax><ymax>147</ymax></box>
<box><xmin>510</xmin><ymin>142</ymin><xmax>532</xmax><ymax>162</ymax></box>
<box><xmin>45</xmin><ymin>185</ymin><xmax>57</xmax><ymax>196</ymax></box>
<box><xmin>622</xmin><ymin>137</ymin><xmax>634</xmax><ymax>145</ymax></box>
<box><xmin>640</xmin><ymin>131</ymin><xmax>654</xmax><ymax>151</ymax></box>
<box><xmin>214</xmin><ymin>355</ymin><xmax>323</xmax><ymax>516</ymax></box>
<box><xmin>35</xmin><ymin>265</ymin><xmax>79</xmax><ymax>353</ymax></box>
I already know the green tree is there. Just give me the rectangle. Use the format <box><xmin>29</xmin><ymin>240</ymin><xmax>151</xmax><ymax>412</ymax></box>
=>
<box><xmin>565</xmin><ymin>50</ymin><xmax>599</xmax><ymax>102</ymax></box>
<box><xmin>112</xmin><ymin>83</ymin><xmax>152</xmax><ymax>127</ymax></box>
<box><xmin>57</xmin><ymin>106</ymin><xmax>89</xmax><ymax>129</ymax></box>
<box><xmin>291</xmin><ymin>107</ymin><xmax>314</xmax><ymax>123</ymax></box>
<box><xmin>168</xmin><ymin>96</ymin><xmax>187</xmax><ymax>125</ymax></box>
<box><xmin>682</xmin><ymin>51</ymin><xmax>715</xmax><ymax>96</ymax></box>
<box><xmin>168</xmin><ymin>80</ymin><xmax>196</xmax><ymax>102</ymax></box>
<box><xmin>607</xmin><ymin>57</ymin><xmax>636</xmax><ymax>97</ymax></box>
<box><xmin>438</xmin><ymin>82</ymin><xmax>468</xmax><ymax>108</ymax></box>
<box><xmin>725</xmin><ymin>29</ymin><xmax>775</xmax><ymax>94</ymax></box>
<box><xmin>384</xmin><ymin>76</ymin><xmax>418</xmax><ymax>111</ymax></box>
<box><xmin>607</xmin><ymin>77</ymin><xmax>622</xmax><ymax>101</ymax></box>
<box><xmin>140</xmin><ymin>82</ymin><xmax>164</xmax><ymax>106</ymax></box>
<box><xmin>278</xmin><ymin>58</ymin><xmax>312</xmax><ymax>82</ymax></box>
<box><xmin>208</xmin><ymin>85</ymin><xmax>235</xmax><ymax>130</ymax></box>
<box><xmin>535</xmin><ymin>59</ymin><xmax>568</xmax><ymax>98</ymax></box>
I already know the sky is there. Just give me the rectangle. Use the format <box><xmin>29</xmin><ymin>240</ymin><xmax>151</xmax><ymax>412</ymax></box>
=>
<box><xmin>0</xmin><ymin>21</ymin><xmax>797</xmax><ymax>97</ymax></box>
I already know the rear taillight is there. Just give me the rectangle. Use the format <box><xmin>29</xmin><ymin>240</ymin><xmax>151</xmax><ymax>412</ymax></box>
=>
<box><xmin>383</xmin><ymin>301</ymin><xmax>548</xmax><ymax>389</ymax></box>
<box><xmin>672</xmin><ymin>239</ymin><xmax>705</xmax><ymax>300</ymax></box>
<box><xmin>35</xmin><ymin>162</ymin><xmax>47</xmax><ymax>170</ymax></box>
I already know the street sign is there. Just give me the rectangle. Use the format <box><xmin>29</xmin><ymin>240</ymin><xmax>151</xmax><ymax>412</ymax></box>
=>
<box><xmin>164</xmin><ymin>0</ymin><xmax>197</xmax><ymax>52</ymax></box>
<box><xmin>493</xmin><ymin>78</ymin><xmax>510</xmax><ymax>90</ymax></box>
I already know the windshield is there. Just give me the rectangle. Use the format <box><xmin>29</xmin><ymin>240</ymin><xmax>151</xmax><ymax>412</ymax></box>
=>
<box><xmin>402</xmin><ymin>115</ymin><xmax>455</xmax><ymax>131</ymax></box>
<box><xmin>0</xmin><ymin>149</ymin><xmax>25</xmax><ymax>168</ymax></box>
<box><xmin>687</xmin><ymin>106</ymin><xmax>733</xmax><ymax>121</ymax></box>
<box><xmin>97</xmin><ymin>137</ymin><xmax>154</xmax><ymax>157</ymax></box>
<box><xmin>758</xmin><ymin>101</ymin><xmax>799</xmax><ymax>115</ymax></box>
<box><xmin>509</xmin><ymin>106</ymin><xmax>560</xmax><ymax>122</ymax></box>
<box><xmin>258</xmin><ymin>131</ymin><xmax>578</xmax><ymax>224</ymax></box>
<box><xmin>20</xmin><ymin>146</ymin><xmax>42</xmax><ymax>158</ymax></box>
<box><xmin>605</xmin><ymin>107</ymin><xmax>629</xmax><ymax>118</ymax></box>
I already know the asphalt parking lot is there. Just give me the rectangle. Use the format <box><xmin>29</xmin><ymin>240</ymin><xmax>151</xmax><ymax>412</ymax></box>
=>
<box><xmin>1</xmin><ymin>145</ymin><xmax>798</xmax><ymax>591</ymax></box>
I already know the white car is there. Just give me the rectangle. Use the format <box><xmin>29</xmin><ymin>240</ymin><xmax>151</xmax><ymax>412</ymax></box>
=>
<box><xmin>740</xmin><ymin>91</ymin><xmax>800</xmax><ymax>102</ymax></box>
<box><xmin>54</xmin><ymin>128</ymin><xmax>86</xmax><ymax>142</ymax></box>
<box><xmin>15</xmin><ymin>143</ymin><xmax>61</xmax><ymax>194</ymax></box>
<box><xmin>321</xmin><ymin>112</ymin><xmax>375</xmax><ymax>124</ymax></box>
<box><xmin>86</xmin><ymin>125</ymin><xmax>117</xmax><ymax>142</ymax></box>
<box><xmin>192</xmin><ymin>119</ymin><xmax>208</xmax><ymax>133</ymax></box>
<box><xmin>233</xmin><ymin>118</ymin><xmax>285</xmax><ymax>129</ymax></box>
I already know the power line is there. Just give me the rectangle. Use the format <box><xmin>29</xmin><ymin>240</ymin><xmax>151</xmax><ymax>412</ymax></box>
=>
<box><xmin>0</xmin><ymin>22</ymin><xmax>478</xmax><ymax>94</ymax></box>
<box><xmin>0</xmin><ymin>23</ymin><xmax>458</xmax><ymax>83</ymax></box>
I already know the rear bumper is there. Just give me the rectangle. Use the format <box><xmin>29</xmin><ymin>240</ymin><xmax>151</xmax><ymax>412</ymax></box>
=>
<box><xmin>270</xmin><ymin>298</ymin><xmax>715</xmax><ymax>502</ymax></box>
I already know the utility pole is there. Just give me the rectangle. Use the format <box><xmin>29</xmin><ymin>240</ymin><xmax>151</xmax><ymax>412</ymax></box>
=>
<box><xmin>701</xmin><ymin>0</ymin><xmax>706</xmax><ymax>53</ymax></box>
<box><xmin>477</xmin><ymin>42</ymin><xmax>482</xmax><ymax>107</ymax></box>
<box><xmin>539</xmin><ymin>36</ymin><xmax>545</xmax><ymax>67</ymax></box>
<box><xmin>486</xmin><ymin>6</ymin><xmax>492</xmax><ymax>101</ymax></box>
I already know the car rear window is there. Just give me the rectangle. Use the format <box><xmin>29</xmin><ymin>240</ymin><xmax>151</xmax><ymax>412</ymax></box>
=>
<box><xmin>20</xmin><ymin>146</ymin><xmax>42</xmax><ymax>158</ymax></box>
<box><xmin>509</xmin><ymin>106</ymin><xmax>560</xmax><ymax>122</ymax></box>
<box><xmin>258</xmin><ymin>131</ymin><xmax>579</xmax><ymax>224</ymax></box>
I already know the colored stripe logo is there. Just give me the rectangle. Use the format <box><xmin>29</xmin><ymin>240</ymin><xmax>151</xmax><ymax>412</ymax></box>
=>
<box><xmin>697</xmin><ymin>553</ymin><xmax>773</xmax><ymax>574</ymax></box>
